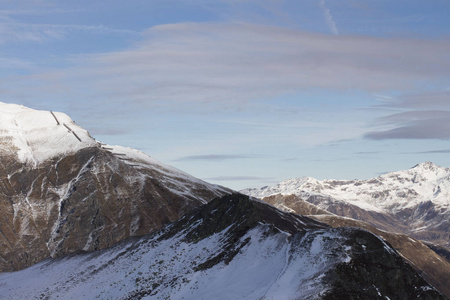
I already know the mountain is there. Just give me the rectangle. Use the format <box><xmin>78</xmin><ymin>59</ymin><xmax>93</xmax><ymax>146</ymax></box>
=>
<box><xmin>241</xmin><ymin>162</ymin><xmax>450</xmax><ymax>248</ymax></box>
<box><xmin>262</xmin><ymin>194</ymin><xmax>450</xmax><ymax>298</ymax></box>
<box><xmin>0</xmin><ymin>193</ymin><xmax>445</xmax><ymax>300</ymax></box>
<box><xmin>0</xmin><ymin>102</ymin><xmax>231</xmax><ymax>272</ymax></box>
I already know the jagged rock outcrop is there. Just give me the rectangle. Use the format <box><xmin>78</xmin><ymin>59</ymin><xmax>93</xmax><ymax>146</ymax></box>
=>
<box><xmin>0</xmin><ymin>102</ymin><xmax>230</xmax><ymax>272</ymax></box>
<box><xmin>0</xmin><ymin>194</ymin><xmax>445</xmax><ymax>299</ymax></box>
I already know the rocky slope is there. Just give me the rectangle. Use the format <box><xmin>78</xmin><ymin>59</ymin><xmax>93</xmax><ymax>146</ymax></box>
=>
<box><xmin>0</xmin><ymin>194</ymin><xmax>445</xmax><ymax>300</ymax></box>
<box><xmin>0</xmin><ymin>102</ymin><xmax>230</xmax><ymax>272</ymax></box>
<box><xmin>242</xmin><ymin>162</ymin><xmax>450</xmax><ymax>247</ymax></box>
<box><xmin>262</xmin><ymin>194</ymin><xmax>450</xmax><ymax>298</ymax></box>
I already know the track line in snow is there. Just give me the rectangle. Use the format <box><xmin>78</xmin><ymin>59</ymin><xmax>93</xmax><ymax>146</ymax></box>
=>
<box><xmin>50</xmin><ymin>111</ymin><xmax>60</xmax><ymax>125</ymax></box>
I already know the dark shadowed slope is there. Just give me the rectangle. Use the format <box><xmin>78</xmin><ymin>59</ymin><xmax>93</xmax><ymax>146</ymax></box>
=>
<box><xmin>262</xmin><ymin>193</ymin><xmax>450</xmax><ymax>298</ymax></box>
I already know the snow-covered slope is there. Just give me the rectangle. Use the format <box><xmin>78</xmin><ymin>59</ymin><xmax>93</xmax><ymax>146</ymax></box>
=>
<box><xmin>242</xmin><ymin>162</ymin><xmax>450</xmax><ymax>247</ymax></box>
<box><xmin>243</xmin><ymin>162</ymin><xmax>449</xmax><ymax>213</ymax></box>
<box><xmin>0</xmin><ymin>102</ymin><xmax>228</xmax><ymax>197</ymax></box>
<box><xmin>0</xmin><ymin>102</ymin><xmax>231</xmax><ymax>272</ymax></box>
<box><xmin>0</xmin><ymin>102</ymin><xmax>97</xmax><ymax>165</ymax></box>
<box><xmin>0</xmin><ymin>194</ymin><xmax>443</xmax><ymax>300</ymax></box>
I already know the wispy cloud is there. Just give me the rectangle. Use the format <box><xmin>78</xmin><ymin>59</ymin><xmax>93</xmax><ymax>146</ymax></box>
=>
<box><xmin>175</xmin><ymin>154</ymin><xmax>262</xmax><ymax>161</ymax></box>
<box><xmin>205</xmin><ymin>176</ymin><xmax>274</xmax><ymax>181</ymax></box>
<box><xmin>409</xmin><ymin>149</ymin><xmax>450</xmax><ymax>154</ymax></box>
<box><xmin>0</xmin><ymin>6</ymin><xmax>136</xmax><ymax>44</ymax></box>
<box><xmin>376</xmin><ymin>91</ymin><xmax>450</xmax><ymax>110</ymax></box>
<box><xmin>365</xmin><ymin>110</ymin><xmax>450</xmax><ymax>140</ymax></box>
<box><xmin>366</xmin><ymin>90</ymin><xmax>450</xmax><ymax>140</ymax></box>
<box><xmin>355</xmin><ymin>151</ymin><xmax>380</xmax><ymax>155</ymax></box>
<box><xmin>282</xmin><ymin>157</ymin><xmax>298</xmax><ymax>161</ymax></box>
<box><xmin>0</xmin><ymin>22</ymin><xmax>136</xmax><ymax>43</ymax></box>
<box><xmin>14</xmin><ymin>22</ymin><xmax>449</xmax><ymax>104</ymax></box>
<box><xmin>319</xmin><ymin>0</ymin><xmax>339</xmax><ymax>35</ymax></box>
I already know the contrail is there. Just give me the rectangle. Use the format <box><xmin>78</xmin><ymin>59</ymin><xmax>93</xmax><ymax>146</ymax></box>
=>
<box><xmin>319</xmin><ymin>0</ymin><xmax>339</xmax><ymax>35</ymax></box>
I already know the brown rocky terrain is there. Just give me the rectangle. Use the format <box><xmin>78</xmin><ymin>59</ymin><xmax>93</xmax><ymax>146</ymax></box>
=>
<box><xmin>262</xmin><ymin>194</ymin><xmax>450</xmax><ymax>299</ymax></box>
<box><xmin>0</xmin><ymin>145</ymin><xmax>230</xmax><ymax>272</ymax></box>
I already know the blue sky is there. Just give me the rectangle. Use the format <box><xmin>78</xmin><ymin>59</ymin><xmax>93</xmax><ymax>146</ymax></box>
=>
<box><xmin>1</xmin><ymin>0</ymin><xmax>450</xmax><ymax>190</ymax></box>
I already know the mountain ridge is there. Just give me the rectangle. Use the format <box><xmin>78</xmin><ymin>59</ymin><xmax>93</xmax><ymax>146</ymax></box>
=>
<box><xmin>241</xmin><ymin>162</ymin><xmax>450</xmax><ymax>247</ymax></box>
<box><xmin>0</xmin><ymin>194</ymin><xmax>445</xmax><ymax>299</ymax></box>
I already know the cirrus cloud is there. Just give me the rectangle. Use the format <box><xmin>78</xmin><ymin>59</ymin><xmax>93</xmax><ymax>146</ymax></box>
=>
<box><xmin>174</xmin><ymin>154</ymin><xmax>262</xmax><ymax>162</ymax></box>
<box><xmin>365</xmin><ymin>110</ymin><xmax>450</xmax><ymax>140</ymax></box>
<box><xmin>12</xmin><ymin>22</ymin><xmax>449</xmax><ymax>107</ymax></box>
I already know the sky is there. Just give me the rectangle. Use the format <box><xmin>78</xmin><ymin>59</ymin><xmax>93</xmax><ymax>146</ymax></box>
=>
<box><xmin>1</xmin><ymin>0</ymin><xmax>450</xmax><ymax>190</ymax></box>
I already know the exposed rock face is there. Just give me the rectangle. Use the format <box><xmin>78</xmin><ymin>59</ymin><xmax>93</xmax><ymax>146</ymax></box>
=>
<box><xmin>313</xmin><ymin>215</ymin><xmax>450</xmax><ymax>299</ymax></box>
<box><xmin>0</xmin><ymin>146</ymin><xmax>230</xmax><ymax>272</ymax></box>
<box><xmin>242</xmin><ymin>162</ymin><xmax>450</xmax><ymax>248</ymax></box>
<box><xmin>262</xmin><ymin>194</ymin><xmax>450</xmax><ymax>298</ymax></box>
<box><xmin>322</xmin><ymin>228</ymin><xmax>445</xmax><ymax>300</ymax></box>
<box><xmin>0</xmin><ymin>103</ymin><xmax>230</xmax><ymax>272</ymax></box>
<box><xmin>0</xmin><ymin>194</ymin><xmax>445</xmax><ymax>299</ymax></box>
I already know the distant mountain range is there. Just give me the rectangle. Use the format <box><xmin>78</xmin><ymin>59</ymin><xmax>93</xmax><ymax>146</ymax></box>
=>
<box><xmin>242</xmin><ymin>161</ymin><xmax>450</xmax><ymax>248</ymax></box>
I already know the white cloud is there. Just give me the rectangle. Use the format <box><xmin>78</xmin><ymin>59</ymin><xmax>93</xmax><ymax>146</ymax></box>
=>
<box><xmin>319</xmin><ymin>0</ymin><xmax>339</xmax><ymax>35</ymax></box>
<box><xmin>76</xmin><ymin>22</ymin><xmax>450</xmax><ymax>102</ymax></box>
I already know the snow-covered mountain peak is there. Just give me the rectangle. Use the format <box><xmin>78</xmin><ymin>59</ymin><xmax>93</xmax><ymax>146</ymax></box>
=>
<box><xmin>412</xmin><ymin>161</ymin><xmax>440</xmax><ymax>170</ymax></box>
<box><xmin>242</xmin><ymin>162</ymin><xmax>450</xmax><ymax>213</ymax></box>
<box><xmin>0</xmin><ymin>102</ymin><xmax>97</xmax><ymax>165</ymax></box>
<box><xmin>242</xmin><ymin>176</ymin><xmax>319</xmax><ymax>199</ymax></box>
<box><xmin>377</xmin><ymin>161</ymin><xmax>450</xmax><ymax>190</ymax></box>
<box><xmin>407</xmin><ymin>161</ymin><xmax>449</xmax><ymax>180</ymax></box>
